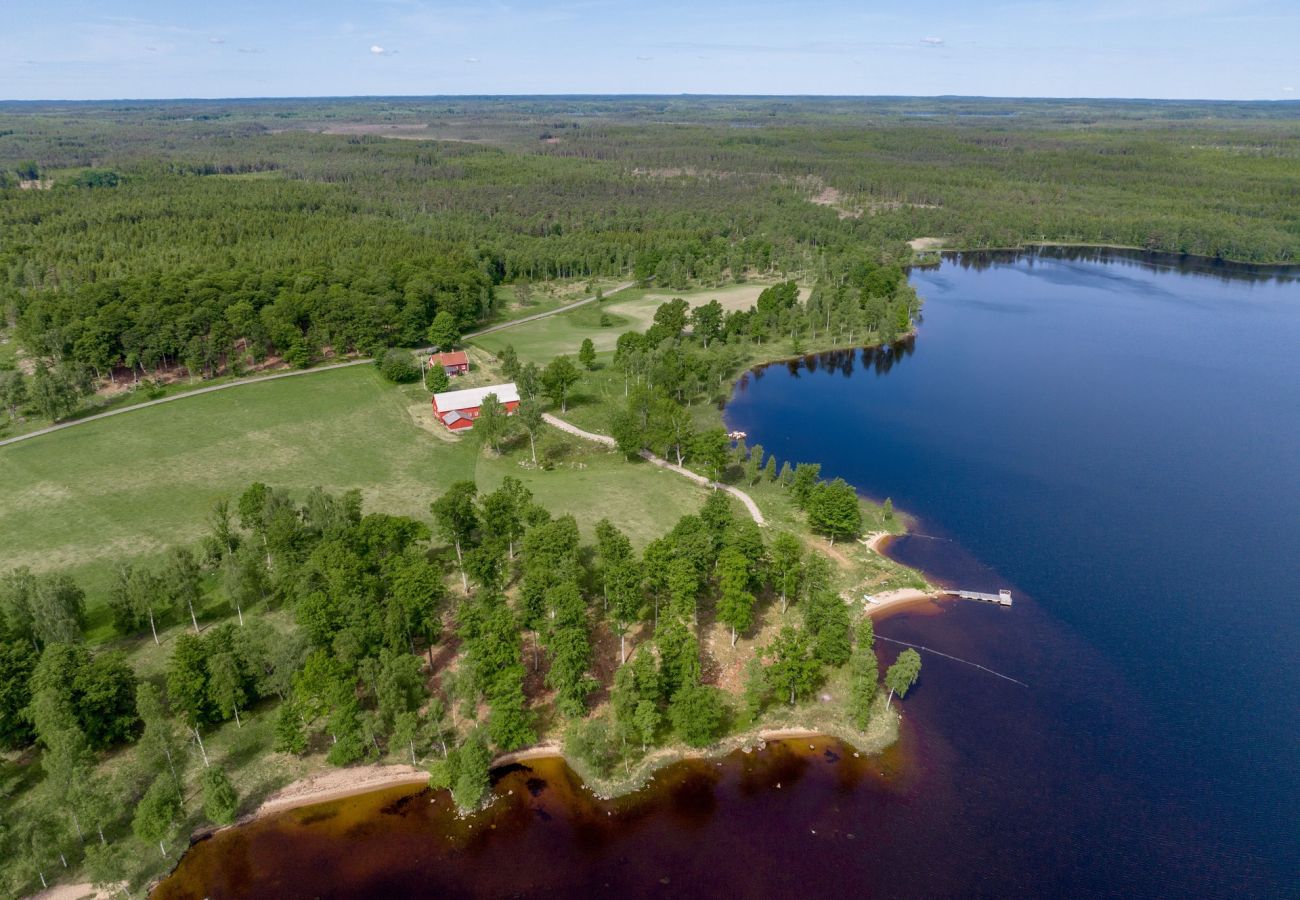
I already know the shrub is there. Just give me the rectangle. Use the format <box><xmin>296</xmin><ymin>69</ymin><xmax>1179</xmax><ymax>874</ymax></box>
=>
<box><xmin>378</xmin><ymin>348</ymin><xmax>420</xmax><ymax>383</ymax></box>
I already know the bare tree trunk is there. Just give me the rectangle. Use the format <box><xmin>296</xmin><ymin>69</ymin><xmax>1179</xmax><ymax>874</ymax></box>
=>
<box><xmin>149</xmin><ymin>607</ymin><xmax>159</xmax><ymax>645</ymax></box>
<box><xmin>187</xmin><ymin>597</ymin><xmax>200</xmax><ymax>633</ymax></box>
<box><xmin>159</xmin><ymin>840</ymin><xmax>167</xmax><ymax>858</ymax></box>
<box><xmin>97</xmin><ymin>823</ymin><xmax>106</xmax><ymax>845</ymax></box>
<box><xmin>528</xmin><ymin>432</ymin><xmax>537</xmax><ymax>466</ymax></box>
<box><xmin>192</xmin><ymin>726</ymin><xmax>210</xmax><ymax>767</ymax></box>
<box><xmin>236</xmin><ymin>602</ymin><xmax>244</xmax><ymax>627</ymax></box>
<box><xmin>454</xmin><ymin>540</ymin><xmax>467</xmax><ymax>593</ymax></box>
<box><xmin>71</xmin><ymin>811</ymin><xmax>84</xmax><ymax>843</ymax></box>
<box><xmin>620</xmin><ymin>632</ymin><xmax>626</xmax><ymax>665</ymax></box>
<box><xmin>731</xmin><ymin>625</ymin><xmax>737</xmax><ymax>647</ymax></box>
<box><xmin>233</xmin><ymin>706</ymin><xmax>241</xmax><ymax>728</ymax></box>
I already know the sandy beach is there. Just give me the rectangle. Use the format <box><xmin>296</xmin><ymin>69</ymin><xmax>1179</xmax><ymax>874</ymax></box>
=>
<box><xmin>863</xmin><ymin>588</ymin><xmax>939</xmax><ymax>618</ymax></box>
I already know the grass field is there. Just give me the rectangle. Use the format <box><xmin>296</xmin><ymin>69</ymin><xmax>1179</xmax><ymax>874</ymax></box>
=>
<box><xmin>471</xmin><ymin>281</ymin><xmax>795</xmax><ymax>363</ymax></box>
<box><xmin>0</xmin><ymin>363</ymin><xmax>712</xmax><ymax>641</ymax></box>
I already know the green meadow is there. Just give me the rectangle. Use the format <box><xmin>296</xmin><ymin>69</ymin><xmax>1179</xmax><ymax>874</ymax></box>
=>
<box><xmin>0</xmin><ymin>364</ymin><xmax>711</xmax><ymax>640</ymax></box>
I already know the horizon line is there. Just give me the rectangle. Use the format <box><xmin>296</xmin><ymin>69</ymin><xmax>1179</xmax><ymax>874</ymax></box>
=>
<box><xmin>3</xmin><ymin>92</ymin><xmax>1299</xmax><ymax>106</ymax></box>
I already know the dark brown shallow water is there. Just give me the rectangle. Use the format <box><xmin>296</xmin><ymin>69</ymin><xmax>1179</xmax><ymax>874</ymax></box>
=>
<box><xmin>155</xmin><ymin>737</ymin><xmax>916</xmax><ymax>899</ymax></box>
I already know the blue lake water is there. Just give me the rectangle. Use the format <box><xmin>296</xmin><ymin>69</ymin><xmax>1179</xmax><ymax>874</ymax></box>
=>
<box><xmin>726</xmin><ymin>249</ymin><xmax>1300</xmax><ymax>896</ymax></box>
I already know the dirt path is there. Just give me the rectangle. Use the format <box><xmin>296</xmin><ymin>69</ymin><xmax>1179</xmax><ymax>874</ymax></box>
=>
<box><xmin>542</xmin><ymin>413</ymin><xmax>766</xmax><ymax>525</ymax></box>
<box><xmin>0</xmin><ymin>282</ymin><xmax>636</xmax><ymax>450</ymax></box>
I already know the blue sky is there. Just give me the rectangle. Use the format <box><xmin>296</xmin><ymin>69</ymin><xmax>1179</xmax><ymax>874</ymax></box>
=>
<box><xmin>2</xmin><ymin>0</ymin><xmax>1297</xmax><ymax>101</ymax></box>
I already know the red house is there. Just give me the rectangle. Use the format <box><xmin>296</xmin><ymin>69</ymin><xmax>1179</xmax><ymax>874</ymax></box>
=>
<box><xmin>431</xmin><ymin>382</ymin><xmax>520</xmax><ymax>431</ymax></box>
<box><xmin>433</xmin><ymin>350</ymin><xmax>470</xmax><ymax>376</ymax></box>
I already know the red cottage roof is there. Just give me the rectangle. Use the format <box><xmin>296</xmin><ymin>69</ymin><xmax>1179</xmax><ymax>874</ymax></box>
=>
<box><xmin>435</xmin><ymin>351</ymin><xmax>469</xmax><ymax>367</ymax></box>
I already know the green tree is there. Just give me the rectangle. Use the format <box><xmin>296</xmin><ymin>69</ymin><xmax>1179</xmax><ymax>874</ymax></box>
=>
<box><xmin>885</xmin><ymin>648</ymin><xmax>922</xmax><ymax>710</ymax></box>
<box><xmin>541</xmin><ymin>355</ymin><xmax>580</xmax><ymax>412</ymax></box>
<box><xmin>690</xmin><ymin>299</ymin><xmax>723</xmax><ymax>347</ymax></box>
<box><xmin>222</xmin><ymin>542</ymin><xmax>267</xmax><ymax>627</ymax></box>
<box><xmin>431</xmin><ymin>481</ymin><xmax>479</xmax><ymax>593</ymax></box>
<box><xmin>807</xmin><ymin>478</ymin><xmax>863</xmax><ymax>545</ymax></box>
<box><xmin>763</xmin><ymin>455</ymin><xmax>778</xmax><ymax>482</ymax></box>
<box><xmin>136</xmin><ymin>681</ymin><xmax>185</xmax><ymax>787</ymax></box>
<box><xmin>479</xmin><ymin>477</ymin><xmax>530</xmax><ymax>559</ymax></box>
<box><xmin>426</xmin><ymin>363</ymin><xmax>451</xmax><ymax>393</ymax></box>
<box><xmin>516</xmin><ymin>396</ymin><xmax>545</xmax><ymax>465</ymax></box>
<box><xmin>691</xmin><ymin>427</ymin><xmax>730</xmax><ymax>483</ymax></box>
<box><xmin>716</xmin><ymin>547</ymin><xmax>756</xmax><ymax>647</ymax></box>
<box><xmin>474</xmin><ymin>392</ymin><xmax>510</xmax><ymax>453</ymax></box>
<box><xmin>202</xmin><ymin>766</ymin><xmax>240</xmax><ymax>825</ymax></box>
<box><xmin>769</xmin><ymin>531</ymin><xmax>803</xmax><ymax>613</ymax></box>
<box><xmin>208</xmin><ymin>650</ymin><xmax>247</xmax><ymax>727</ymax></box>
<box><xmin>378</xmin><ymin>348</ymin><xmax>420</xmax><ymax>383</ymax></box>
<box><xmin>669</xmin><ymin>681</ymin><xmax>727</xmax><ymax>747</ymax></box>
<box><xmin>426</xmin><ymin>310</ymin><xmax>460</xmax><ymax>350</ymax></box>
<box><xmin>803</xmin><ymin>590</ymin><xmax>852</xmax><ymax>666</ymax></box>
<box><xmin>273</xmin><ymin>700</ymin><xmax>308</xmax><ymax>755</ymax></box>
<box><xmin>437</xmin><ymin>730</ymin><xmax>492</xmax><ymax>813</ymax></box>
<box><xmin>28</xmin><ymin>363</ymin><xmax>80</xmax><ymax>422</ymax></box>
<box><xmin>578</xmin><ymin>338</ymin><xmax>597</xmax><ymax>370</ymax></box>
<box><xmin>498</xmin><ymin>344</ymin><xmax>521</xmax><ymax>379</ymax></box>
<box><xmin>790</xmin><ymin>463</ymin><xmax>822</xmax><ymax>508</ymax></box>
<box><xmin>0</xmin><ymin>638</ymin><xmax>37</xmax><ymax>747</ymax></box>
<box><xmin>0</xmin><ymin>369</ymin><xmax>26</xmax><ymax>420</ymax></box>
<box><xmin>29</xmin><ymin>574</ymin><xmax>86</xmax><ymax>647</ymax></box>
<box><xmin>763</xmin><ymin>626</ymin><xmax>821</xmax><ymax>705</ymax></box>
<box><xmin>738</xmin><ymin>656</ymin><xmax>770</xmax><ymax>728</ymax></box>
<box><xmin>133</xmin><ymin>775</ymin><xmax>182</xmax><ymax>858</ymax></box>
<box><xmin>848</xmin><ymin>644</ymin><xmax>879</xmax><ymax>729</ymax></box>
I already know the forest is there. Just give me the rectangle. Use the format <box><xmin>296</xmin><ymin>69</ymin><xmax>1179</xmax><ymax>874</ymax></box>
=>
<box><xmin>2</xmin><ymin>96</ymin><xmax>1299</xmax><ymax>435</ymax></box>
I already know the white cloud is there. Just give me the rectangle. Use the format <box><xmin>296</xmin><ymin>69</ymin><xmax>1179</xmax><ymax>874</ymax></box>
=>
<box><xmin>465</xmin><ymin>56</ymin><xmax>479</xmax><ymax>63</ymax></box>
<box><xmin>920</xmin><ymin>36</ymin><xmax>944</xmax><ymax>46</ymax></box>
<box><xmin>370</xmin><ymin>44</ymin><xmax>386</xmax><ymax>54</ymax></box>
<box><xmin>208</xmin><ymin>37</ymin><xmax>225</xmax><ymax>44</ymax></box>
<box><xmin>236</xmin><ymin>47</ymin><xmax>263</xmax><ymax>54</ymax></box>
<box><xmin>1284</xmin><ymin>86</ymin><xmax>1296</xmax><ymax>93</ymax></box>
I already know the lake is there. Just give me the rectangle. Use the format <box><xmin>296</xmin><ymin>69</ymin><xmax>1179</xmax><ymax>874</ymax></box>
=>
<box><xmin>158</xmin><ymin>249</ymin><xmax>1299</xmax><ymax>898</ymax></box>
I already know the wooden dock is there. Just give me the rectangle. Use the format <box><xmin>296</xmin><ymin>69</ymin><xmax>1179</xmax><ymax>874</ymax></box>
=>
<box><xmin>943</xmin><ymin>589</ymin><xmax>1013</xmax><ymax>607</ymax></box>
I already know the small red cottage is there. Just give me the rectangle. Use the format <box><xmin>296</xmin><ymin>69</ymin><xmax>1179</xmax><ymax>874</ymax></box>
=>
<box><xmin>431</xmin><ymin>382</ymin><xmax>520</xmax><ymax>431</ymax></box>
<box><xmin>432</xmin><ymin>350</ymin><xmax>470</xmax><ymax>376</ymax></box>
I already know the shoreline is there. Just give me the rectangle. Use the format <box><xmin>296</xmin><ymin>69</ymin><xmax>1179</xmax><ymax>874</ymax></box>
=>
<box><xmin>211</xmin><ymin>723</ymin><xmax>893</xmax><ymax>833</ymax></box>
<box><xmin>907</xmin><ymin>238</ymin><xmax>1300</xmax><ymax>270</ymax></box>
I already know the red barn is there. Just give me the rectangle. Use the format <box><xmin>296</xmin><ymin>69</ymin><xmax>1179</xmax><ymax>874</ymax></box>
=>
<box><xmin>431</xmin><ymin>382</ymin><xmax>520</xmax><ymax>431</ymax></box>
<box><xmin>433</xmin><ymin>350</ymin><xmax>470</xmax><ymax>376</ymax></box>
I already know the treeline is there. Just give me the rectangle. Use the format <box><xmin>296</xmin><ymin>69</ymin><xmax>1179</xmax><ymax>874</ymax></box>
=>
<box><xmin>0</xmin><ymin>476</ymin><xmax>921</xmax><ymax>893</ymax></box>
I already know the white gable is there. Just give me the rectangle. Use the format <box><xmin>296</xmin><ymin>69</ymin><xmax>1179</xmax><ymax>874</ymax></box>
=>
<box><xmin>433</xmin><ymin>382</ymin><xmax>520</xmax><ymax>412</ymax></box>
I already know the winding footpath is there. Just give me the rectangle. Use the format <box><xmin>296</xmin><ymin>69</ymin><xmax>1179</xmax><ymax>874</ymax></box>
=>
<box><xmin>542</xmin><ymin>412</ymin><xmax>766</xmax><ymax>525</ymax></box>
<box><xmin>0</xmin><ymin>281</ymin><xmax>636</xmax><ymax>450</ymax></box>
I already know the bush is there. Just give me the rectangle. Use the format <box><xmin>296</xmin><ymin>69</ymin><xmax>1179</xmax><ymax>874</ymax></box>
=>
<box><xmin>202</xmin><ymin>766</ymin><xmax>240</xmax><ymax>825</ymax></box>
<box><xmin>669</xmin><ymin>682</ymin><xmax>728</xmax><ymax>748</ymax></box>
<box><xmin>378</xmin><ymin>348</ymin><xmax>420</xmax><ymax>383</ymax></box>
<box><xmin>564</xmin><ymin>714</ymin><xmax>619</xmax><ymax>778</ymax></box>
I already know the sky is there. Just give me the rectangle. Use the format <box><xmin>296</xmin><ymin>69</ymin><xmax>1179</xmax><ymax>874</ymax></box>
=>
<box><xmin>1</xmin><ymin>0</ymin><xmax>1297</xmax><ymax>101</ymax></box>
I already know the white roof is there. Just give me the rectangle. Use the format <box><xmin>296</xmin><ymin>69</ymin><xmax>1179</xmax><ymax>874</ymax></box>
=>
<box><xmin>433</xmin><ymin>382</ymin><xmax>519</xmax><ymax>411</ymax></box>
